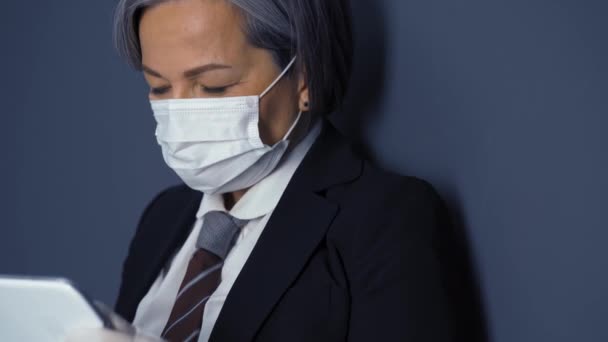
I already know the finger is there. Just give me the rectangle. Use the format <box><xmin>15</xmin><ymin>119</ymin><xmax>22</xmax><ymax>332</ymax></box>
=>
<box><xmin>134</xmin><ymin>332</ymin><xmax>167</xmax><ymax>342</ymax></box>
<box><xmin>65</xmin><ymin>328</ymin><xmax>134</xmax><ymax>342</ymax></box>
<box><xmin>93</xmin><ymin>301</ymin><xmax>136</xmax><ymax>335</ymax></box>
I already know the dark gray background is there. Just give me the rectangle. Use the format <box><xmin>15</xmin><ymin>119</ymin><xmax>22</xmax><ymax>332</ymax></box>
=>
<box><xmin>1</xmin><ymin>1</ymin><xmax>606</xmax><ymax>341</ymax></box>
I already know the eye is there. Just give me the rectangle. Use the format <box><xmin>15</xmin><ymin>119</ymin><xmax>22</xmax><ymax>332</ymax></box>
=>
<box><xmin>150</xmin><ymin>86</ymin><xmax>170</xmax><ymax>96</ymax></box>
<box><xmin>202</xmin><ymin>86</ymin><xmax>228</xmax><ymax>94</ymax></box>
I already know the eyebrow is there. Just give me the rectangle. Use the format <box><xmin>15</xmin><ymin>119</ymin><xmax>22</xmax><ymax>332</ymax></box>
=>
<box><xmin>142</xmin><ymin>63</ymin><xmax>232</xmax><ymax>79</ymax></box>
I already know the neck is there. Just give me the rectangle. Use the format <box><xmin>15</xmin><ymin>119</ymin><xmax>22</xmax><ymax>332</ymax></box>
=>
<box><xmin>223</xmin><ymin>188</ymin><xmax>249</xmax><ymax>211</ymax></box>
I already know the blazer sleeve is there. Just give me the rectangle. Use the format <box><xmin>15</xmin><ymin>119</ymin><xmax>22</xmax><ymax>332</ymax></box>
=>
<box><xmin>346</xmin><ymin>178</ymin><xmax>455</xmax><ymax>342</ymax></box>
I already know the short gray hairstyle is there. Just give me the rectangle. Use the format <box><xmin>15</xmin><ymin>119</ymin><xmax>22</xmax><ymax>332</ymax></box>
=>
<box><xmin>113</xmin><ymin>0</ymin><xmax>353</xmax><ymax>117</ymax></box>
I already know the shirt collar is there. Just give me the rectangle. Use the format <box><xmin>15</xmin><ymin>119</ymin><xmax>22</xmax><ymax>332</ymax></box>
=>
<box><xmin>195</xmin><ymin>120</ymin><xmax>323</xmax><ymax>221</ymax></box>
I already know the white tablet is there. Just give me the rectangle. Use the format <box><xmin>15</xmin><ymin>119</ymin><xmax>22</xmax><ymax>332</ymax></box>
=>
<box><xmin>0</xmin><ymin>276</ymin><xmax>110</xmax><ymax>341</ymax></box>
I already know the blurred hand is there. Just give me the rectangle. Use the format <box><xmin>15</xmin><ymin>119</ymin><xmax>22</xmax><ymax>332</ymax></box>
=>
<box><xmin>64</xmin><ymin>301</ymin><xmax>165</xmax><ymax>342</ymax></box>
<box><xmin>65</xmin><ymin>328</ymin><xmax>163</xmax><ymax>342</ymax></box>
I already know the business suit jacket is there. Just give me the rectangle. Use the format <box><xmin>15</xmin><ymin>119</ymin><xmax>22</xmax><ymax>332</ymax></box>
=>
<box><xmin>115</xmin><ymin>120</ymin><xmax>455</xmax><ymax>341</ymax></box>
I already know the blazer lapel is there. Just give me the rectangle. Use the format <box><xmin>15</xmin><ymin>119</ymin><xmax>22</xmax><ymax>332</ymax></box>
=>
<box><xmin>209</xmin><ymin>120</ymin><xmax>362</xmax><ymax>341</ymax></box>
<box><xmin>121</xmin><ymin>189</ymin><xmax>203</xmax><ymax>321</ymax></box>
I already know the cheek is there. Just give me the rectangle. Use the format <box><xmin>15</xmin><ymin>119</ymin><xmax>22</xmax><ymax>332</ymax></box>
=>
<box><xmin>257</xmin><ymin>98</ymin><xmax>281</xmax><ymax>146</ymax></box>
<box><xmin>257</xmin><ymin>84</ymin><xmax>299</xmax><ymax>145</ymax></box>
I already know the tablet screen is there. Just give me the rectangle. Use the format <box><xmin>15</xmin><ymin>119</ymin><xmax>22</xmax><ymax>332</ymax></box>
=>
<box><xmin>0</xmin><ymin>276</ymin><xmax>105</xmax><ymax>341</ymax></box>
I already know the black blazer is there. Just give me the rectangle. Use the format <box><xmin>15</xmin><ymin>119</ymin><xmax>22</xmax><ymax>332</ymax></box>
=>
<box><xmin>115</xmin><ymin>120</ymin><xmax>455</xmax><ymax>341</ymax></box>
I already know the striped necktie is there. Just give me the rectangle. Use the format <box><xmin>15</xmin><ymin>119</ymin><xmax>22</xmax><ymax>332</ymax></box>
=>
<box><xmin>162</xmin><ymin>211</ymin><xmax>247</xmax><ymax>342</ymax></box>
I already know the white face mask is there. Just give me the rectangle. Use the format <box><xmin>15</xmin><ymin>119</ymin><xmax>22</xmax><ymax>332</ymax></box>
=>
<box><xmin>150</xmin><ymin>56</ymin><xmax>301</xmax><ymax>195</ymax></box>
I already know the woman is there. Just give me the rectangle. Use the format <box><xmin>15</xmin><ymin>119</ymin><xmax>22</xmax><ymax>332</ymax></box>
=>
<box><xmin>82</xmin><ymin>0</ymin><xmax>454</xmax><ymax>341</ymax></box>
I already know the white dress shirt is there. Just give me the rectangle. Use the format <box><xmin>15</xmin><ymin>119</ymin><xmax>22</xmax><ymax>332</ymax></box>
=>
<box><xmin>132</xmin><ymin>120</ymin><xmax>322</xmax><ymax>342</ymax></box>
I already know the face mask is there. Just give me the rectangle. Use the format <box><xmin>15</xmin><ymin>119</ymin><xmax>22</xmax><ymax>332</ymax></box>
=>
<box><xmin>150</xmin><ymin>56</ymin><xmax>301</xmax><ymax>195</ymax></box>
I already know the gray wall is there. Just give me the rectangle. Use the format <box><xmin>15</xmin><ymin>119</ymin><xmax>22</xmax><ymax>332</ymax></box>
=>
<box><xmin>1</xmin><ymin>1</ymin><xmax>606</xmax><ymax>341</ymax></box>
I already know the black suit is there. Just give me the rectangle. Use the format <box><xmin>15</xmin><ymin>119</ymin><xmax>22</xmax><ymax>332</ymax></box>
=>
<box><xmin>115</xmin><ymin>120</ymin><xmax>455</xmax><ymax>341</ymax></box>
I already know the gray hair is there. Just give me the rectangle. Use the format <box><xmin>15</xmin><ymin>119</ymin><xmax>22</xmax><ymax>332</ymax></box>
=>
<box><xmin>113</xmin><ymin>0</ymin><xmax>353</xmax><ymax>117</ymax></box>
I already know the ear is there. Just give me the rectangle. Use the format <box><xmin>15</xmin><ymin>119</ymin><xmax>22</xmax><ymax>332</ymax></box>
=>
<box><xmin>297</xmin><ymin>73</ymin><xmax>310</xmax><ymax>112</ymax></box>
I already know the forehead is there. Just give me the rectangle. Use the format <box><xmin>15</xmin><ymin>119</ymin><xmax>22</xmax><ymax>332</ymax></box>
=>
<box><xmin>138</xmin><ymin>0</ymin><xmax>249</xmax><ymax>72</ymax></box>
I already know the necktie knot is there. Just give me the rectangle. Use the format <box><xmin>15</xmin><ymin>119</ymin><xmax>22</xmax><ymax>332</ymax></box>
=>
<box><xmin>196</xmin><ymin>211</ymin><xmax>248</xmax><ymax>260</ymax></box>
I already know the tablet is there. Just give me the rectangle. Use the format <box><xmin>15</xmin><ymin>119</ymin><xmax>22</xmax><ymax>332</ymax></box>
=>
<box><xmin>0</xmin><ymin>276</ymin><xmax>110</xmax><ymax>341</ymax></box>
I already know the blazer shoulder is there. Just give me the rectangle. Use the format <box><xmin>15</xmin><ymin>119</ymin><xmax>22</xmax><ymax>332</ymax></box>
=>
<box><xmin>128</xmin><ymin>184</ymin><xmax>202</xmax><ymax>254</ymax></box>
<box><xmin>144</xmin><ymin>183</ymin><xmax>197</xmax><ymax>211</ymax></box>
<box><xmin>352</xmin><ymin>158</ymin><xmax>444</xmax><ymax>209</ymax></box>
<box><xmin>328</xmin><ymin>157</ymin><xmax>449</xmax><ymax>249</ymax></box>
<box><xmin>136</xmin><ymin>184</ymin><xmax>200</xmax><ymax>230</ymax></box>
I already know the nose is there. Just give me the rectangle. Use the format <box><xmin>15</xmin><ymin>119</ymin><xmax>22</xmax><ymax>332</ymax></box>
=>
<box><xmin>171</xmin><ymin>85</ymin><xmax>195</xmax><ymax>99</ymax></box>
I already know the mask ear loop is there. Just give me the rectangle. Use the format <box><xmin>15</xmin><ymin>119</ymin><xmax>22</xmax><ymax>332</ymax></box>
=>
<box><xmin>259</xmin><ymin>56</ymin><xmax>298</xmax><ymax>98</ymax></box>
<box><xmin>259</xmin><ymin>56</ymin><xmax>301</xmax><ymax>144</ymax></box>
<box><xmin>283</xmin><ymin>111</ymin><xmax>303</xmax><ymax>142</ymax></box>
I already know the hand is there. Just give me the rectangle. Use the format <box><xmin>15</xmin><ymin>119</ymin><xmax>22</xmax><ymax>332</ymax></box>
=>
<box><xmin>64</xmin><ymin>301</ymin><xmax>165</xmax><ymax>342</ymax></box>
<box><xmin>65</xmin><ymin>329</ymin><xmax>162</xmax><ymax>342</ymax></box>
